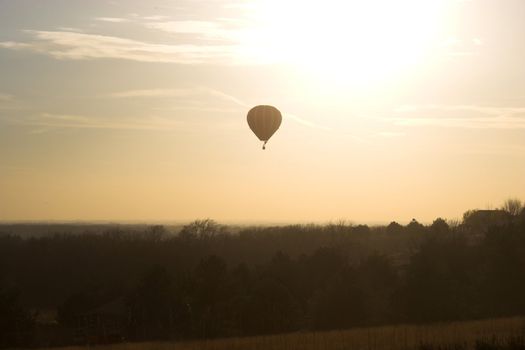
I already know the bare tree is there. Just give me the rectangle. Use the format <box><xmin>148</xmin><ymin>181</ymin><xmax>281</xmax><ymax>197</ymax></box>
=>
<box><xmin>502</xmin><ymin>198</ymin><xmax>523</xmax><ymax>216</ymax></box>
<box><xmin>178</xmin><ymin>219</ymin><xmax>226</xmax><ymax>240</ymax></box>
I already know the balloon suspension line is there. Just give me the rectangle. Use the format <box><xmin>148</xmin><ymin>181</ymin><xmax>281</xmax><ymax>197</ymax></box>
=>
<box><xmin>262</xmin><ymin>141</ymin><xmax>267</xmax><ymax>150</ymax></box>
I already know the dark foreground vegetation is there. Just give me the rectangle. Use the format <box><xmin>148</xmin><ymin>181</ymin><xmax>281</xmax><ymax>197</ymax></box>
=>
<box><xmin>1</xmin><ymin>199</ymin><xmax>524</xmax><ymax>348</ymax></box>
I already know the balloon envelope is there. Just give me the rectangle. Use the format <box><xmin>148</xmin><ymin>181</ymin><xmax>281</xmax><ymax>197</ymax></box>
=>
<box><xmin>247</xmin><ymin>105</ymin><xmax>282</xmax><ymax>144</ymax></box>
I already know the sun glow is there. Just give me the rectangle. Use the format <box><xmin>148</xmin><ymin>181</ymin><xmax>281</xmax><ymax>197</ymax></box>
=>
<box><xmin>237</xmin><ymin>0</ymin><xmax>452</xmax><ymax>86</ymax></box>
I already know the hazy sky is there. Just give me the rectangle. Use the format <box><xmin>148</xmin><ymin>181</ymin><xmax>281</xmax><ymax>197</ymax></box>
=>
<box><xmin>1</xmin><ymin>0</ymin><xmax>524</xmax><ymax>223</ymax></box>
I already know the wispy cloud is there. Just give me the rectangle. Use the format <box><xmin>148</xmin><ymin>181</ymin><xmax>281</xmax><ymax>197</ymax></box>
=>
<box><xmin>0</xmin><ymin>93</ymin><xmax>22</xmax><ymax>111</ymax></box>
<box><xmin>109</xmin><ymin>87</ymin><xmax>241</xmax><ymax>106</ymax></box>
<box><xmin>15</xmin><ymin>113</ymin><xmax>187</xmax><ymax>132</ymax></box>
<box><xmin>142</xmin><ymin>15</ymin><xmax>170</xmax><ymax>21</ymax></box>
<box><xmin>394</xmin><ymin>104</ymin><xmax>525</xmax><ymax>115</ymax></box>
<box><xmin>156</xmin><ymin>106</ymin><xmax>242</xmax><ymax>113</ymax></box>
<box><xmin>0</xmin><ymin>41</ymin><xmax>31</xmax><ymax>49</ymax></box>
<box><xmin>439</xmin><ymin>36</ymin><xmax>483</xmax><ymax>57</ymax></box>
<box><xmin>391</xmin><ymin>104</ymin><xmax>525</xmax><ymax>129</ymax></box>
<box><xmin>0</xmin><ymin>93</ymin><xmax>13</xmax><ymax>101</ymax></box>
<box><xmin>95</xmin><ymin>17</ymin><xmax>130</xmax><ymax>23</ymax></box>
<box><xmin>0</xmin><ymin>30</ymin><xmax>236</xmax><ymax>64</ymax></box>
<box><xmin>394</xmin><ymin>116</ymin><xmax>525</xmax><ymax>129</ymax></box>
<box><xmin>206</xmin><ymin>89</ymin><xmax>248</xmax><ymax>107</ymax></box>
<box><xmin>144</xmin><ymin>20</ymin><xmax>239</xmax><ymax>42</ymax></box>
<box><xmin>110</xmin><ymin>88</ymin><xmax>201</xmax><ymax>98</ymax></box>
<box><xmin>109</xmin><ymin>87</ymin><xmax>330</xmax><ymax>130</ymax></box>
<box><xmin>108</xmin><ymin>87</ymin><xmax>248</xmax><ymax>108</ymax></box>
<box><xmin>0</xmin><ymin>5</ymin><xmax>258</xmax><ymax>65</ymax></box>
<box><xmin>284</xmin><ymin>113</ymin><xmax>332</xmax><ymax>131</ymax></box>
<box><xmin>56</xmin><ymin>27</ymin><xmax>83</xmax><ymax>32</ymax></box>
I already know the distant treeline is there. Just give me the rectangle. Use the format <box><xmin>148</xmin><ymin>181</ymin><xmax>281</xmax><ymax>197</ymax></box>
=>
<box><xmin>1</xmin><ymin>200</ymin><xmax>524</xmax><ymax>348</ymax></box>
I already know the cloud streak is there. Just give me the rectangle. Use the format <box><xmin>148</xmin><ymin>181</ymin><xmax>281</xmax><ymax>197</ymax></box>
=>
<box><xmin>395</xmin><ymin>104</ymin><xmax>525</xmax><ymax>116</ymax></box>
<box><xmin>108</xmin><ymin>87</ymin><xmax>249</xmax><ymax>114</ymax></box>
<box><xmin>0</xmin><ymin>7</ymin><xmax>254</xmax><ymax>65</ymax></box>
<box><xmin>394</xmin><ymin>116</ymin><xmax>525</xmax><ymax>129</ymax></box>
<box><xmin>143</xmin><ymin>19</ymin><xmax>245</xmax><ymax>44</ymax></box>
<box><xmin>15</xmin><ymin>113</ymin><xmax>188</xmax><ymax>132</ymax></box>
<box><xmin>0</xmin><ymin>93</ymin><xmax>13</xmax><ymax>101</ymax></box>
<box><xmin>108</xmin><ymin>87</ymin><xmax>245</xmax><ymax>105</ymax></box>
<box><xmin>0</xmin><ymin>41</ymin><xmax>31</xmax><ymax>49</ymax></box>
<box><xmin>0</xmin><ymin>93</ymin><xmax>23</xmax><ymax>111</ymax></box>
<box><xmin>284</xmin><ymin>113</ymin><xmax>332</xmax><ymax>131</ymax></box>
<box><xmin>110</xmin><ymin>88</ymin><xmax>330</xmax><ymax>130</ymax></box>
<box><xmin>0</xmin><ymin>30</ymin><xmax>236</xmax><ymax>64</ymax></box>
<box><xmin>391</xmin><ymin>104</ymin><xmax>525</xmax><ymax>129</ymax></box>
<box><xmin>95</xmin><ymin>17</ymin><xmax>130</xmax><ymax>23</ymax></box>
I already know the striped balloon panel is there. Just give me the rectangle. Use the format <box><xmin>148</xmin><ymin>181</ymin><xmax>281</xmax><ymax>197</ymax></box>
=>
<box><xmin>247</xmin><ymin>105</ymin><xmax>282</xmax><ymax>141</ymax></box>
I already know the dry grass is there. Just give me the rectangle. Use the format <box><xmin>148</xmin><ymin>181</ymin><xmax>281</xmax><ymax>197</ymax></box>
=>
<box><xmin>44</xmin><ymin>317</ymin><xmax>525</xmax><ymax>350</ymax></box>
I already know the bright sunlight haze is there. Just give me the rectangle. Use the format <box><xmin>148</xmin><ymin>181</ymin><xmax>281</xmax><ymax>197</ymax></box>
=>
<box><xmin>1</xmin><ymin>0</ymin><xmax>524</xmax><ymax>223</ymax></box>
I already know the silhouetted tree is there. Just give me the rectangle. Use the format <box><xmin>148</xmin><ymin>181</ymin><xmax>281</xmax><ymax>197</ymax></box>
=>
<box><xmin>146</xmin><ymin>225</ymin><xmax>168</xmax><ymax>242</ymax></box>
<box><xmin>352</xmin><ymin>224</ymin><xmax>371</xmax><ymax>235</ymax></box>
<box><xmin>479</xmin><ymin>223</ymin><xmax>525</xmax><ymax>316</ymax></box>
<box><xmin>310</xmin><ymin>267</ymin><xmax>365</xmax><ymax>330</ymax></box>
<box><xmin>463</xmin><ymin>209</ymin><xmax>510</xmax><ymax>234</ymax></box>
<box><xmin>430</xmin><ymin>218</ymin><xmax>450</xmax><ymax>234</ymax></box>
<box><xmin>356</xmin><ymin>254</ymin><xmax>399</xmax><ymax>324</ymax></box>
<box><xmin>407</xmin><ymin>219</ymin><xmax>426</xmax><ymax>234</ymax></box>
<box><xmin>191</xmin><ymin>255</ymin><xmax>230</xmax><ymax>338</ymax></box>
<box><xmin>0</xmin><ymin>285</ymin><xmax>33</xmax><ymax>348</ymax></box>
<box><xmin>179</xmin><ymin>219</ymin><xmax>226</xmax><ymax>241</ymax></box>
<box><xmin>386</xmin><ymin>221</ymin><xmax>403</xmax><ymax>234</ymax></box>
<box><xmin>400</xmin><ymin>234</ymin><xmax>474</xmax><ymax>322</ymax></box>
<box><xmin>2</xmin><ymin>207</ymin><xmax>525</xmax><ymax>346</ymax></box>
<box><xmin>238</xmin><ymin>278</ymin><xmax>299</xmax><ymax>335</ymax></box>
<box><xmin>128</xmin><ymin>265</ymin><xmax>186</xmax><ymax>340</ymax></box>
<box><xmin>298</xmin><ymin>247</ymin><xmax>346</xmax><ymax>301</ymax></box>
<box><xmin>58</xmin><ymin>292</ymin><xmax>98</xmax><ymax>327</ymax></box>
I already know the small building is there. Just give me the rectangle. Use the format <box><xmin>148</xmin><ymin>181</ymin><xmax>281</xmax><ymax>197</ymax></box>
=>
<box><xmin>76</xmin><ymin>298</ymin><xmax>128</xmax><ymax>344</ymax></box>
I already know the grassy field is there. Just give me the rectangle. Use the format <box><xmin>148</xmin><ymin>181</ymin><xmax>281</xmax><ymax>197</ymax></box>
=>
<box><xmin>43</xmin><ymin>317</ymin><xmax>525</xmax><ymax>350</ymax></box>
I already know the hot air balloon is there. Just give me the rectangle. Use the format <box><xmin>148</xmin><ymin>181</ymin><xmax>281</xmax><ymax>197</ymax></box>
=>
<box><xmin>247</xmin><ymin>105</ymin><xmax>282</xmax><ymax>150</ymax></box>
